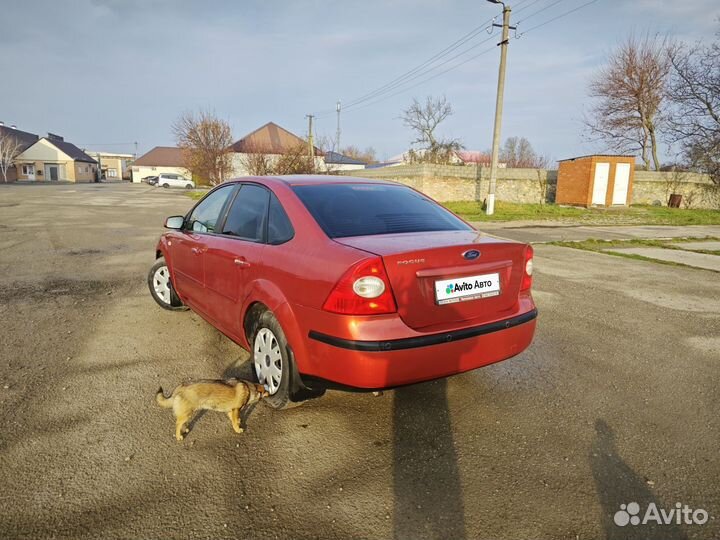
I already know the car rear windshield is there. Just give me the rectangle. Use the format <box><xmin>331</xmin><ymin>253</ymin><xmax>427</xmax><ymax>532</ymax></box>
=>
<box><xmin>292</xmin><ymin>183</ymin><xmax>471</xmax><ymax>238</ymax></box>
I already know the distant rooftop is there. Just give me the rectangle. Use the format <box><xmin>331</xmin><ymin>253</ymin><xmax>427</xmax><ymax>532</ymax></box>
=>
<box><xmin>324</xmin><ymin>151</ymin><xmax>366</xmax><ymax>165</ymax></box>
<box><xmin>558</xmin><ymin>154</ymin><xmax>635</xmax><ymax>162</ymax></box>
<box><xmin>0</xmin><ymin>124</ymin><xmax>39</xmax><ymax>152</ymax></box>
<box><xmin>230</xmin><ymin>122</ymin><xmax>323</xmax><ymax>156</ymax></box>
<box><xmin>134</xmin><ymin>146</ymin><xmax>184</xmax><ymax>167</ymax></box>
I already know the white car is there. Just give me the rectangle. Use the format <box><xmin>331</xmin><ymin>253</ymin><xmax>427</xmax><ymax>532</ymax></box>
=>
<box><xmin>157</xmin><ymin>173</ymin><xmax>194</xmax><ymax>189</ymax></box>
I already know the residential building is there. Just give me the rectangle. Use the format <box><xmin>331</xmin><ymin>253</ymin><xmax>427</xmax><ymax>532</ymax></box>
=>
<box><xmin>323</xmin><ymin>151</ymin><xmax>367</xmax><ymax>171</ymax></box>
<box><xmin>230</xmin><ymin>122</ymin><xmax>324</xmax><ymax>176</ymax></box>
<box><xmin>3</xmin><ymin>126</ymin><xmax>98</xmax><ymax>182</ymax></box>
<box><xmin>85</xmin><ymin>151</ymin><xmax>134</xmax><ymax>180</ymax></box>
<box><xmin>0</xmin><ymin>124</ymin><xmax>40</xmax><ymax>182</ymax></box>
<box><xmin>130</xmin><ymin>146</ymin><xmax>190</xmax><ymax>183</ymax></box>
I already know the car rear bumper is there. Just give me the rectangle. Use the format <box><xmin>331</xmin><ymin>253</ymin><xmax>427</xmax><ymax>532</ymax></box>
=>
<box><xmin>300</xmin><ymin>308</ymin><xmax>537</xmax><ymax>390</ymax></box>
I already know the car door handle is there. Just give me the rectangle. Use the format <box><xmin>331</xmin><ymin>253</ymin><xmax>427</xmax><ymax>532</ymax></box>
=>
<box><xmin>234</xmin><ymin>258</ymin><xmax>250</xmax><ymax>268</ymax></box>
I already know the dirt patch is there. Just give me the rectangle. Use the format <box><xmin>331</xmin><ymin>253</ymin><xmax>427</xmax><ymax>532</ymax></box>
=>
<box><xmin>65</xmin><ymin>248</ymin><xmax>106</xmax><ymax>256</ymax></box>
<box><xmin>0</xmin><ymin>277</ymin><xmax>137</xmax><ymax>303</ymax></box>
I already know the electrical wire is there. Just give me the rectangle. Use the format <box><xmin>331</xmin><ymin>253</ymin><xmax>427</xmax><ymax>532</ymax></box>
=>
<box><xmin>314</xmin><ymin>0</ymin><xmax>537</xmax><ymax>115</ymax></box>
<box><xmin>519</xmin><ymin>0</ymin><xmax>598</xmax><ymax>35</ymax></box>
<box><xmin>314</xmin><ymin>0</ymin><xmax>601</xmax><ymax>119</ymax></box>
<box><xmin>515</xmin><ymin>0</ymin><xmax>566</xmax><ymax>25</ymax></box>
<box><xmin>338</xmin><ymin>45</ymin><xmax>497</xmax><ymax>117</ymax></box>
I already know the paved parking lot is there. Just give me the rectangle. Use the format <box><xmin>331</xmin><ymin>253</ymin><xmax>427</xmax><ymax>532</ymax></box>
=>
<box><xmin>0</xmin><ymin>183</ymin><xmax>718</xmax><ymax>539</ymax></box>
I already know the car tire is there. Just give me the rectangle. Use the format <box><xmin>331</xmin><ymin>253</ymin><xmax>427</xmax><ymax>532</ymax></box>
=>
<box><xmin>147</xmin><ymin>257</ymin><xmax>187</xmax><ymax>311</ymax></box>
<box><xmin>162</xmin><ymin>183</ymin><xmax>169</xmax><ymax>188</ymax></box>
<box><xmin>185</xmin><ymin>184</ymin><xmax>193</xmax><ymax>189</ymax></box>
<box><xmin>251</xmin><ymin>310</ymin><xmax>298</xmax><ymax>410</ymax></box>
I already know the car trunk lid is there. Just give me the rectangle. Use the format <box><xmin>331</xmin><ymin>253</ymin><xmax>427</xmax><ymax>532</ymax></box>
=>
<box><xmin>334</xmin><ymin>231</ymin><xmax>527</xmax><ymax>331</ymax></box>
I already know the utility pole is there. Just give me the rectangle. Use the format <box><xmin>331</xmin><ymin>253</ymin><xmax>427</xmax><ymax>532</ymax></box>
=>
<box><xmin>336</xmin><ymin>101</ymin><xmax>341</xmax><ymax>152</ymax></box>
<box><xmin>306</xmin><ymin>114</ymin><xmax>315</xmax><ymax>159</ymax></box>
<box><xmin>486</xmin><ymin>2</ymin><xmax>515</xmax><ymax>216</ymax></box>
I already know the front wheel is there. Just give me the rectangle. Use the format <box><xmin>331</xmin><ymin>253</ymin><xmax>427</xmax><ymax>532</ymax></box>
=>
<box><xmin>252</xmin><ymin>311</ymin><xmax>293</xmax><ymax>409</ymax></box>
<box><xmin>185</xmin><ymin>184</ymin><xmax>193</xmax><ymax>189</ymax></box>
<box><xmin>147</xmin><ymin>257</ymin><xmax>187</xmax><ymax>310</ymax></box>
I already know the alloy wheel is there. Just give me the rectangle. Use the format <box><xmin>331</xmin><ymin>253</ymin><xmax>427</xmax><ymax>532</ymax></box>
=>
<box><xmin>152</xmin><ymin>265</ymin><xmax>171</xmax><ymax>305</ymax></box>
<box><xmin>254</xmin><ymin>328</ymin><xmax>282</xmax><ymax>395</ymax></box>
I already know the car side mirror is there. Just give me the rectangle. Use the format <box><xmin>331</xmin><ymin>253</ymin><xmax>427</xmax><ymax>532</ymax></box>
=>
<box><xmin>164</xmin><ymin>216</ymin><xmax>185</xmax><ymax>229</ymax></box>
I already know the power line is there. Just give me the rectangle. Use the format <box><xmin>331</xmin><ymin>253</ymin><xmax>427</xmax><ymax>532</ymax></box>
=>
<box><xmin>316</xmin><ymin>0</ymin><xmax>601</xmax><ymax>120</ymax></box>
<box><xmin>323</xmin><ymin>33</ymin><xmax>498</xmax><ymax>117</ymax></box>
<box><xmin>512</xmin><ymin>0</ymin><xmax>544</xmax><ymax>16</ymax></box>
<box><xmin>337</xmin><ymin>45</ymin><xmax>498</xmax><ymax>117</ymax></box>
<box><xmin>317</xmin><ymin>25</ymin><xmax>496</xmax><ymax>114</ymax></box>
<box><xmin>519</xmin><ymin>0</ymin><xmax>599</xmax><ymax>35</ymax></box>
<box><xmin>315</xmin><ymin>0</ymin><xmax>537</xmax><ymax>116</ymax></box>
<box><xmin>515</xmin><ymin>0</ymin><xmax>566</xmax><ymax>25</ymax></box>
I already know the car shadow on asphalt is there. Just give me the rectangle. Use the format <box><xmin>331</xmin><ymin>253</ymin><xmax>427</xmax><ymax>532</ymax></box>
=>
<box><xmin>590</xmin><ymin>418</ymin><xmax>688</xmax><ymax>540</ymax></box>
<box><xmin>392</xmin><ymin>378</ymin><xmax>466</xmax><ymax>540</ymax></box>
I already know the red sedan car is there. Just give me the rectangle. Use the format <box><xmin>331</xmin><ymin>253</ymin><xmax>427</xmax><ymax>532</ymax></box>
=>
<box><xmin>148</xmin><ymin>176</ymin><xmax>537</xmax><ymax>408</ymax></box>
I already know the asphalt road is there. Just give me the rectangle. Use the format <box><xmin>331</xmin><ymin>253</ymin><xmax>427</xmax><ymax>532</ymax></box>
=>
<box><xmin>0</xmin><ymin>183</ymin><xmax>718</xmax><ymax>540</ymax></box>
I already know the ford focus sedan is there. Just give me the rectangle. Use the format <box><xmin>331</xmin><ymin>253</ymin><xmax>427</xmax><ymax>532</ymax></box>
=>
<box><xmin>148</xmin><ymin>176</ymin><xmax>537</xmax><ymax>408</ymax></box>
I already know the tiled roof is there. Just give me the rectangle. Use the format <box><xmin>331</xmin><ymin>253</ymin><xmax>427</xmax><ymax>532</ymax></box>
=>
<box><xmin>231</xmin><ymin>122</ymin><xmax>322</xmax><ymax>156</ymax></box>
<box><xmin>133</xmin><ymin>146</ymin><xmax>185</xmax><ymax>167</ymax></box>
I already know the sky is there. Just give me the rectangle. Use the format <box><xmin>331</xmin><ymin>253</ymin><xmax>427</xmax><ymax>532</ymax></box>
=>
<box><xmin>1</xmin><ymin>0</ymin><xmax>718</xmax><ymax>162</ymax></box>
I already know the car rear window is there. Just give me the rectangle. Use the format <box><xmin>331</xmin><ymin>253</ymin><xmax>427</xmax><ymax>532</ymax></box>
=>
<box><xmin>292</xmin><ymin>183</ymin><xmax>471</xmax><ymax>238</ymax></box>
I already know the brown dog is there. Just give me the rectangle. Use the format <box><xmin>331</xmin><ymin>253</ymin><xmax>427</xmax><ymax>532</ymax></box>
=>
<box><xmin>156</xmin><ymin>379</ymin><xmax>269</xmax><ymax>441</ymax></box>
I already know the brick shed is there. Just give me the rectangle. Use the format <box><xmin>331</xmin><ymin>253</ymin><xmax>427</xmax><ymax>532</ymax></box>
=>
<box><xmin>556</xmin><ymin>155</ymin><xmax>636</xmax><ymax>207</ymax></box>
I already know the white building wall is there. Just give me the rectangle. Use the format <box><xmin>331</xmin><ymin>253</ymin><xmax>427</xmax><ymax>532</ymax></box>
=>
<box><xmin>131</xmin><ymin>165</ymin><xmax>191</xmax><ymax>183</ymax></box>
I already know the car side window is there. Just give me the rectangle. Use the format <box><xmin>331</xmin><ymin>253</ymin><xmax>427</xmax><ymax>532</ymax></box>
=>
<box><xmin>186</xmin><ymin>184</ymin><xmax>235</xmax><ymax>234</ymax></box>
<box><xmin>267</xmin><ymin>193</ymin><xmax>294</xmax><ymax>245</ymax></box>
<box><xmin>222</xmin><ymin>184</ymin><xmax>270</xmax><ymax>241</ymax></box>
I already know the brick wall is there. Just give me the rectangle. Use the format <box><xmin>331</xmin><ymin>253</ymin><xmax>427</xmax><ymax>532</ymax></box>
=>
<box><xmin>342</xmin><ymin>164</ymin><xmax>718</xmax><ymax>209</ymax></box>
<box><xmin>632</xmin><ymin>171</ymin><xmax>719</xmax><ymax>209</ymax></box>
<box><xmin>343</xmin><ymin>164</ymin><xmax>557</xmax><ymax>205</ymax></box>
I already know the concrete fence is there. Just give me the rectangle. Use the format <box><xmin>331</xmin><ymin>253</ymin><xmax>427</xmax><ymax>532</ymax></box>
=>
<box><xmin>342</xmin><ymin>164</ymin><xmax>719</xmax><ymax>209</ymax></box>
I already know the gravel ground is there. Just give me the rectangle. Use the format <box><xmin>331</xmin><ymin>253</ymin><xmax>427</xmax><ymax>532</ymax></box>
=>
<box><xmin>0</xmin><ymin>183</ymin><xmax>718</xmax><ymax>539</ymax></box>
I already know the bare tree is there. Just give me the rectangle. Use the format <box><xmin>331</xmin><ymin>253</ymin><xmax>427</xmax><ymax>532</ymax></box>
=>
<box><xmin>584</xmin><ymin>35</ymin><xmax>672</xmax><ymax>171</ymax></box>
<box><xmin>238</xmin><ymin>141</ymin><xmax>274</xmax><ymax>176</ymax></box>
<box><xmin>0</xmin><ymin>132</ymin><xmax>23</xmax><ymax>183</ymax></box>
<box><xmin>272</xmin><ymin>143</ymin><xmax>316</xmax><ymax>175</ymax></box>
<box><xmin>667</xmin><ymin>33</ymin><xmax>720</xmax><ymax>184</ymax></box>
<box><xmin>340</xmin><ymin>145</ymin><xmax>377</xmax><ymax>164</ymax></box>
<box><xmin>500</xmin><ymin>136</ymin><xmax>550</xmax><ymax>168</ymax></box>
<box><xmin>401</xmin><ymin>96</ymin><xmax>457</xmax><ymax>149</ymax></box>
<box><xmin>172</xmin><ymin>110</ymin><xmax>233</xmax><ymax>186</ymax></box>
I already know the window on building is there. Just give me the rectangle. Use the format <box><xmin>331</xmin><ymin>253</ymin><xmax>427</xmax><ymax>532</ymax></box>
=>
<box><xmin>108</xmin><ymin>169</ymin><xmax>117</xmax><ymax>177</ymax></box>
<box><xmin>21</xmin><ymin>165</ymin><xmax>35</xmax><ymax>176</ymax></box>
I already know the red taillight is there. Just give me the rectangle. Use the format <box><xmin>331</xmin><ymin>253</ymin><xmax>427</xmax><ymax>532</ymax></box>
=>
<box><xmin>520</xmin><ymin>245</ymin><xmax>533</xmax><ymax>291</ymax></box>
<box><xmin>323</xmin><ymin>257</ymin><xmax>397</xmax><ymax>315</ymax></box>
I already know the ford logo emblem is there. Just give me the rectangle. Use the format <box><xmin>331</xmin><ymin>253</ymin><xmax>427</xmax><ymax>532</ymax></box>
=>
<box><xmin>463</xmin><ymin>249</ymin><xmax>481</xmax><ymax>260</ymax></box>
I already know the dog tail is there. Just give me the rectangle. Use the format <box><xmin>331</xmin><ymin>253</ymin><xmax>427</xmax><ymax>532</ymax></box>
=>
<box><xmin>155</xmin><ymin>387</ymin><xmax>174</xmax><ymax>408</ymax></box>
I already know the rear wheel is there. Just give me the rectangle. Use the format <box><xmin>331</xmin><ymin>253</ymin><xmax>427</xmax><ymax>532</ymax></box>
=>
<box><xmin>185</xmin><ymin>184</ymin><xmax>193</xmax><ymax>189</ymax></box>
<box><xmin>147</xmin><ymin>257</ymin><xmax>186</xmax><ymax>310</ymax></box>
<box><xmin>162</xmin><ymin>183</ymin><xmax>169</xmax><ymax>188</ymax></box>
<box><xmin>252</xmin><ymin>311</ymin><xmax>292</xmax><ymax>409</ymax></box>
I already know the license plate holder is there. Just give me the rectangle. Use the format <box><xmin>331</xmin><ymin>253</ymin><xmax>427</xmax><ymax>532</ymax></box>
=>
<box><xmin>434</xmin><ymin>272</ymin><xmax>501</xmax><ymax>305</ymax></box>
